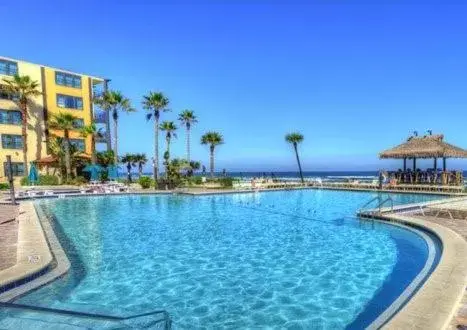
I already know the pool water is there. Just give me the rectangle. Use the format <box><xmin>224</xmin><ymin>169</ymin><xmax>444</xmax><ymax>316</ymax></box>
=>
<box><xmin>7</xmin><ymin>190</ymin><xmax>443</xmax><ymax>328</ymax></box>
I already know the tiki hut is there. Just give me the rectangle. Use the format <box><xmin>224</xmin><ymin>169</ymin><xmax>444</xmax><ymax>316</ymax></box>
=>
<box><xmin>379</xmin><ymin>134</ymin><xmax>467</xmax><ymax>171</ymax></box>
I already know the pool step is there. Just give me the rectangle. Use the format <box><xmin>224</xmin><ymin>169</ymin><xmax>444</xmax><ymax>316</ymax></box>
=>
<box><xmin>0</xmin><ymin>302</ymin><xmax>171</xmax><ymax>329</ymax></box>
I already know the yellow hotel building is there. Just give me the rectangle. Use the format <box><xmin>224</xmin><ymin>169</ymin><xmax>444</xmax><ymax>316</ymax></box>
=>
<box><xmin>0</xmin><ymin>56</ymin><xmax>109</xmax><ymax>182</ymax></box>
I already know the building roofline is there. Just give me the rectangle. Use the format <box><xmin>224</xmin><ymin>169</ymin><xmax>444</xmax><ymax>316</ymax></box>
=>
<box><xmin>0</xmin><ymin>55</ymin><xmax>107</xmax><ymax>82</ymax></box>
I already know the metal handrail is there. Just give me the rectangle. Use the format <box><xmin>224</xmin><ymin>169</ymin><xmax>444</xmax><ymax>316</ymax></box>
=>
<box><xmin>359</xmin><ymin>196</ymin><xmax>381</xmax><ymax>213</ymax></box>
<box><xmin>377</xmin><ymin>196</ymin><xmax>394</xmax><ymax>213</ymax></box>
<box><xmin>359</xmin><ymin>195</ymin><xmax>394</xmax><ymax>215</ymax></box>
<box><xmin>0</xmin><ymin>302</ymin><xmax>171</xmax><ymax>329</ymax></box>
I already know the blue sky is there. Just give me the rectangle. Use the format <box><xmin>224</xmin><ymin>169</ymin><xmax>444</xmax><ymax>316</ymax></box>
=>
<box><xmin>2</xmin><ymin>1</ymin><xmax>467</xmax><ymax>171</ymax></box>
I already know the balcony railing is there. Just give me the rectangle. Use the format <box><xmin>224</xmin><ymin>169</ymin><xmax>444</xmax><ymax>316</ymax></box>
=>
<box><xmin>93</xmin><ymin>111</ymin><xmax>107</xmax><ymax>124</ymax></box>
<box><xmin>95</xmin><ymin>135</ymin><xmax>108</xmax><ymax>144</ymax></box>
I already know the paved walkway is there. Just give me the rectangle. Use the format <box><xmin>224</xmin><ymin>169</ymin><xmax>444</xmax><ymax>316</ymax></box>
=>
<box><xmin>0</xmin><ymin>205</ymin><xmax>18</xmax><ymax>271</ymax></box>
<box><xmin>412</xmin><ymin>201</ymin><xmax>467</xmax><ymax>329</ymax></box>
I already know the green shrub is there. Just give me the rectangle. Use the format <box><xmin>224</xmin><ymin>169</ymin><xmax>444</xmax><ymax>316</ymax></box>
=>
<box><xmin>68</xmin><ymin>176</ymin><xmax>87</xmax><ymax>186</ymax></box>
<box><xmin>192</xmin><ymin>176</ymin><xmax>203</xmax><ymax>185</ymax></box>
<box><xmin>21</xmin><ymin>175</ymin><xmax>59</xmax><ymax>186</ymax></box>
<box><xmin>39</xmin><ymin>175</ymin><xmax>60</xmax><ymax>186</ymax></box>
<box><xmin>0</xmin><ymin>182</ymin><xmax>9</xmax><ymax>190</ymax></box>
<box><xmin>138</xmin><ymin>176</ymin><xmax>153</xmax><ymax>189</ymax></box>
<box><xmin>219</xmin><ymin>177</ymin><xmax>234</xmax><ymax>188</ymax></box>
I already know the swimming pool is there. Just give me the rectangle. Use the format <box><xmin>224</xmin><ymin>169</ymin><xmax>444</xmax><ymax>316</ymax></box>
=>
<box><xmin>2</xmin><ymin>190</ymin><xmax>443</xmax><ymax>328</ymax></box>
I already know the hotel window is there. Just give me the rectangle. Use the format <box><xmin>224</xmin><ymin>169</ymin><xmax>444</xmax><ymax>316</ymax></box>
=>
<box><xmin>72</xmin><ymin>118</ymin><xmax>84</xmax><ymax>129</ymax></box>
<box><xmin>55</xmin><ymin>71</ymin><xmax>82</xmax><ymax>88</ymax></box>
<box><xmin>0</xmin><ymin>86</ymin><xmax>19</xmax><ymax>101</ymax></box>
<box><xmin>57</xmin><ymin>94</ymin><xmax>83</xmax><ymax>110</ymax></box>
<box><xmin>0</xmin><ymin>110</ymin><xmax>22</xmax><ymax>125</ymax></box>
<box><xmin>3</xmin><ymin>162</ymin><xmax>24</xmax><ymax>177</ymax></box>
<box><xmin>69</xmin><ymin>139</ymin><xmax>85</xmax><ymax>152</ymax></box>
<box><xmin>1</xmin><ymin>134</ymin><xmax>23</xmax><ymax>149</ymax></box>
<box><xmin>0</xmin><ymin>60</ymin><xmax>18</xmax><ymax>76</ymax></box>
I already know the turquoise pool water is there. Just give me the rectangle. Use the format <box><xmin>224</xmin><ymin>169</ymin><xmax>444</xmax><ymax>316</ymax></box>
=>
<box><xmin>6</xmin><ymin>190</ymin><xmax>443</xmax><ymax>328</ymax></box>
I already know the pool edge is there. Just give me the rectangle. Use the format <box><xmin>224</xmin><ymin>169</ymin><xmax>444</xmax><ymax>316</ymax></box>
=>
<box><xmin>375</xmin><ymin>213</ymin><xmax>467</xmax><ymax>330</ymax></box>
<box><xmin>2</xmin><ymin>193</ymin><xmax>466</xmax><ymax>329</ymax></box>
<box><xmin>0</xmin><ymin>201</ymin><xmax>70</xmax><ymax>302</ymax></box>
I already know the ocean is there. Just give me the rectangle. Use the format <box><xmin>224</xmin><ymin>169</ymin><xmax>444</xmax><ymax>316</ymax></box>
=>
<box><xmin>124</xmin><ymin>171</ymin><xmax>380</xmax><ymax>182</ymax></box>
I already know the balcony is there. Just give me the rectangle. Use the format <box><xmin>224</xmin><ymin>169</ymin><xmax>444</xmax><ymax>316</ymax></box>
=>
<box><xmin>93</xmin><ymin>111</ymin><xmax>107</xmax><ymax>124</ymax></box>
<box><xmin>95</xmin><ymin>135</ymin><xmax>108</xmax><ymax>144</ymax></box>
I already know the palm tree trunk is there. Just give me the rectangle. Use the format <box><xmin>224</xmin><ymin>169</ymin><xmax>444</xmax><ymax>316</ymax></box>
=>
<box><xmin>166</xmin><ymin>137</ymin><xmax>171</xmax><ymax>180</ymax></box>
<box><xmin>113</xmin><ymin>117</ymin><xmax>118</xmax><ymax>164</ymax></box>
<box><xmin>293</xmin><ymin>143</ymin><xmax>304</xmax><ymax>184</ymax></box>
<box><xmin>154</xmin><ymin>115</ymin><xmax>159</xmax><ymax>183</ymax></box>
<box><xmin>91</xmin><ymin>135</ymin><xmax>96</xmax><ymax>164</ymax></box>
<box><xmin>105</xmin><ymin>110</ymin><xmax>112</xmax><ymax>152</ymax></box>
<box><xmin>127</xmin><ymin>162</ymin><xmax>132</xmax><ymax>183</ymax></box>
<box><xmin>64</xmin><ymin>131</ymin><xmax>71</xmax><ymax>181</ymax></box>
<box><xmin>186</xmin><ymin>126</ymin><xmax>190</xmax><ymax>162</ymax></box>
<box><xmin>139</xmin><ymin>164</ymin><xmax>143</xmax><ymax>177</ymax></box>
<box><xmin>20</xmin><ymin>102</ymin><xmax>29</xmax><ymax>177</ymax></box>
<box><xmin>210</xmin><ymin>145</ymin><xmax>215</xmax><ymax>178</ymax></box>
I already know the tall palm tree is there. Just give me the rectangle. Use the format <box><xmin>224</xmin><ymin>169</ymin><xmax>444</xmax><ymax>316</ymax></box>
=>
<box><xmin>2</xmin><ymin>74</ymin><xmax>41</xmax><ymax>176</ymax></box>
<box><xmin>94</xmin><ymin>90</ymin><xmax>135</xmax><ymax>164</ymax></box>
<box><xmin>201</xmin><ymin>132</ymin><xmax>224</xmax><ymax>178</ymax></box>
<box><xmin>133</xmin><ymin>153</ymin><xmax>148</xmax><ymax>177</ymax></box>
<box><xmin>80</xmin><ymin>123</ymin><xmax>103</xmax><ymax>165</ymax></box>
<box><xmin>178</xmin><ymin>110</ymin><xmax>198</xmax><ymax>162</ymax></box>
<box><xmin>159</xmin><ymin>121</ymin><xmax>177</xmax><ymax>177</ymax></box>
<box><xmin>48</xmin><ymin>113</ymin><xmax>79</xmax><ymax>181</ymax></box>
<box><xmin>121</xmin><ymin>154</ymin><xmax>136</xmax><ymax>183</ymax></box>
<box><xmin>285</xmin><ymin>132</ymin><xmax>305</xmax><ymax>184</ymax></box>
<box><xmin>142</xmin><ymin>92</ymin><xmax>170</xmax><ymax>182</ymax></box>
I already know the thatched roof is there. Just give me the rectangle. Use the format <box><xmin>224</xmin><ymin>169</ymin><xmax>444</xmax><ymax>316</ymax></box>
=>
<box><xmin>379</xmin><ymin>134</ymin><xmax>467</xmax><ymax>159</ymax></box>
<box><xmin>35</xmin><ymin>153</ymin><xmax>91</xmax><ymax>165</ymax></box>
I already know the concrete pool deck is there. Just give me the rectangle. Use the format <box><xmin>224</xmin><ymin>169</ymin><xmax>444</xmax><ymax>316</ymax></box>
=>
<box><xmin>0</xmin><ymin>203</ymin><xmax>53</xmax><ymax>297</ymax></box>
<box><xmin>0</xmin><ymin>191</ymin><xmax>467</xmax><ymax>329</ymax></box>
<box><xmin>359</xmin><ymin>197</ymin><xmax>467</xmax><ymax>329</ymax></box>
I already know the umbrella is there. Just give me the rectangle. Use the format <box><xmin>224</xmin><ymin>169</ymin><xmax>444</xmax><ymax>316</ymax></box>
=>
<box><xmin>28</xmin><ymin>162</ymin><xmax>39</xmax><ymax>185</ymax></box>
<box><xmin>83</xmin><ymin>164</ymin><xmax>103</xmax><ymax>181</ymax></box>
<box><xmin>107</xmin><ymin>164</ymin><xmax>119</xmax><ymax>181</ymax></box>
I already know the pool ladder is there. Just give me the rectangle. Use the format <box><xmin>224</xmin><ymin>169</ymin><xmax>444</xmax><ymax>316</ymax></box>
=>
<box><xmin>0</xmin><ymin>302</ymin><xmax>172</xmax><ymax>329</ymax></box>
<box><xmin>358</xmin><ymin>195</ymin><xmax>394</xmax><ymax>218</ymax></box>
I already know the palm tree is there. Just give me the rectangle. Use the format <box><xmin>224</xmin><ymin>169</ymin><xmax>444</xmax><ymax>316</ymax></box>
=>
<box><xmin>178</xmin><ymin>110</ymin><xmax>198</xmax><ymax>162</ymax></box>
<box><xmin>159</xmin><ymin>121</ymin><xmax>177</xmax><ymax>178</ymax></box>
<box><xmin>48</xmin><ymin>136</ymin><xmax>82</xmax><ymax>182</ymax></box>
<box><xmin>285</xmin><ymin>132</ymin><xmax>305</xmax><ymax>184</ymax></box>
<box><xmin>166</xmin><ymin>158</ymin><xmax>190</xmax><ymax>183</ymax></box>
<box><xmin>2</xmin><ymin>74</ymin><xmax>41</xmax><ymax>176</ymax></box>
<box><xmin>48</xmin><ymin>136</ymin><xmax>65</xmax><ymax>179</ymax></box>
<box><xmin>94</xmin><ymin>90</ymin><xmax>135</xmax><ymax>164</ymax></box>
<box><xmin>96</xmin><ymin>150</ymin><xmax>115</xmax><ymax>167</ymax></box>
<box><xmin>201</xmin><ymin>132</ymin><xmax>224</xmax><ymax>178</ymax></box>
<box><xmin>80</xmin><ymin>123</ymin><xmax>103</xmax><ymax>164</ymax></box>
<box><xmin>121</xmin><ymin>154</ymin><xmax>136</xmax><ymax>183</ymax></box>
<box><xmin>188</xmin><ymin>160</ymin><xmax>201</xmax><ymax>177</ymax></box>
<box><xmin>48</xmin><ymin>113</ymin><xmax>79</xmax><ymax>181</ymax></box>
<box><xmin>142</xmin><ymin>92</ymin><xmax>170</xmax><ymax>182</ymax></box>
<box><xmin>133</xmin><ymin>153</ymin><xmax>148</xmax><ymax>177</ymax></box>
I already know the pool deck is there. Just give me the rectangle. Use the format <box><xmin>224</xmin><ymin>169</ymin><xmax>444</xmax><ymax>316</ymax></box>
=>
<box><xmin>1</xmin><ymin>189</ymin><xmax>467</xmax><ymax>328</ymax></box>
<box><xmin>0</xmin><ymin>205</ymin><xmax>18</xmax><ymax>271</ymax></box>
<box><xmin>409</xmin><ymin>202</ymin><xmax>467</xmax><ymax>329</ymax></box>
<box><xmin>365</xmin><ymin>198</ymin><xmax>467</xmax><ymax>330</ymax></box>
